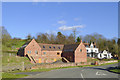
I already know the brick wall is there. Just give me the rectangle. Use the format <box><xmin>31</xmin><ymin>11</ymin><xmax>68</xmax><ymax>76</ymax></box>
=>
<box><xmin>25</xmin><ymin>39</ymin><xmax>64</xmax><ymax>63</ymax></box>
<box><xmin>20</xmin><ymin>39</ymin><xmax>87</xmax><ymax>64</ymax></box>
<box><xmin>25</xmin><ymin>39</ymin><xmax>41</xmax><ymax>56</ymax></box>
<box><xmin>40</xmin><ymin>51</ymin><xmax>62</xmax><ymax>63</ymax></box>
<box><xmin>75</xmin><ymin>42</ymin><xmax>87</xmax><ymax>63</ymax></box>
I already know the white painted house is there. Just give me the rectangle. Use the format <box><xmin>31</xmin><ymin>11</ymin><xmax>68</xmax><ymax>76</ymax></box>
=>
<box><xmin>84</xmin><ymin>43</ymin><xmax>112</xmax><ymax>59</ymax></box>
<box><xmin>84</xmin><ymin>43</ymin><xmax>99</xmax><ymax>58</ymax></box>
<box><xmin>97</xmin><ymin>50</ymin><xmax>113</xmax><ymax>59</ymax></box>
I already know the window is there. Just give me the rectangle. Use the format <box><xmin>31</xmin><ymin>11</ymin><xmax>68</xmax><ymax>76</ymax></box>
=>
<box><xmin>80</xmin><ymin>49</ymin><xmax>82</xmax><ymax>52</ymax></box>
<box><xmin>57</xmin><ymin>53</ymin><xmax>60</xmax><ymax>55</ymax></box>
<box><xmin>95</xmin><ymin>50</ymin><xmax>97</xmax><ymax>52</ymax></box>
<box><xmin>35</xmin><ymin>51</ymin><xmax>38</xmax><ymax>54</ymax></box>
<box><xmin>43</xmin><ymin>52</ymin><xmax>46</xmax><ymax>54</ymax></box>
<box><xmin>58</xmin><ymin>47</ymin><xmax>60</xmax><ymax>49</ymax></box>
<box><xmin>91</xmin><ymin>50</ymin><xmax>93</xmax><ymax>52</ymax></box>
<box><xmin>28</xmin><ymin>51</ymin><xmax>29</xmax><ymax>53</ymax></box>
<box><xmin>43</xmin><ymin>46</ymin><xmax>45</xmax><ymax>48</ymax></box>
<box><xmin>87</xmin><ymin>50</ymin><xmax>88</xmax><ymax>52</ymax></box>
<box><xmin>85</xmin><ymin>45</ymin><xmax>89</xmax><ymax>47</ymax></box>
<box><xmin>87</xmin><ymin>54</ymin><xmax>89</xmax><ymax>57</ymax></box>
<box><xmin>30</xmin><ymin>51</ymin><xmax>31</xmax><ymax>53</ymax></box>
<box><xmin>49</xmin><ymin>46</ymin><xmax>51</xmax><ymax>48</ymax></box>
<box><xmin>53</xmin><ymin>46</ymin><xmax>55</xmax><ymax>49</ymax></box>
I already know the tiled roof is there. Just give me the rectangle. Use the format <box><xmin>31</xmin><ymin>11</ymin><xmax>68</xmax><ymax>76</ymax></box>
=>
<box><xmin>19</xmin><ymin>39</ymin><xmax>97</xmax><ymax>51</ymax></box>
<box><xmin>83</xmin><ymin>43</ymin><xmax>90</xmax><ymax>47</ymax></box>
<box><xmin>83</xmin><ymin>43</ymin><xmax>96</xmax><ymax>47</ymax></box>
<box><xmin>20</xmin><ymin>40</ymin><xmax>31</xmax><ymax>49</ymax></box>
<box><xmin>63</xmin><ymin>44</ymin><xmax>80</xmax><ymax>52</ymax></box>
<box><xmin>38</xmin><ymin>43</ymin><xmax>64</xmax><ymax>51</ymax></box>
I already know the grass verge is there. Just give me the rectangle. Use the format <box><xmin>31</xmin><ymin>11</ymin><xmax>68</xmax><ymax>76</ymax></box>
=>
<box><xmin>13</xmin><ymin>61</ymin><xmax>118</xmax><ymax>73</ymax></box>
<box><xmin>109</xmin><ymin>69</ymin><xmax>120</xmax><ymax>73</ymax></box>
<box><xmin>2</xmin><ymin>72</ymin><xmax>28</xmax><ymax>80</ymax></box>
<box><xmin>2</xmin><ymin>61</ymin><xmax>118</xmax><ymax>79</ymax></box>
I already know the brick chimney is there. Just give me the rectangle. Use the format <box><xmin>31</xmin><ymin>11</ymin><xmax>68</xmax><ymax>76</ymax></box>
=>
<box><xmin>80</xmin><ymin>40</ymin><xmax>83</xmax><ymax>43</ymax></box>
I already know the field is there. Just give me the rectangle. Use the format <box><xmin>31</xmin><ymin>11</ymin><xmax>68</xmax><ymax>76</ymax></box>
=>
<box><xmin>2</xmin><ymin>52</ymin><xmax>31</xmax><ymax>66</ymax></box>
<box><xmin>2</xmin><ymin>39</ymin><xmax>26</xmax><ymax>51</ymax></box>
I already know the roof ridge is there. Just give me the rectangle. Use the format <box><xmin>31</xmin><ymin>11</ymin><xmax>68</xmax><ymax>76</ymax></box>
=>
<box><xmin>38</xmin><ymin>43</ymin><xmax>64</xmax><ymax>45</ymax></box>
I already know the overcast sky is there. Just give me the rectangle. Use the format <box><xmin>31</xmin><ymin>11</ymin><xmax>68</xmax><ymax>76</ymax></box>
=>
<box><xmin>2</xmin><ymin>2</ymin><xmax>118</xmax><ymax>39</ymax></box>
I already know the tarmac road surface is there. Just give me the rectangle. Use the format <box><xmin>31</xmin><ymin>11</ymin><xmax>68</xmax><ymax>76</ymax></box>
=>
<box><xmin>16</xmin><ymin>63</ymin><xmax>119</xmax><ymax>80</ymax></box>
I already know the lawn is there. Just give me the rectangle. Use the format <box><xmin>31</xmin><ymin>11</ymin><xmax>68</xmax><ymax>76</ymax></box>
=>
<box><xmin>110</xmin><ymin>69</ymin><xmax>120</xmax><ymax>73</ymax></box>
<box><xmin>2</xmin><ymin>72</ymin><xmax>28</xmax><ymax>80</ymax></box>
<box><xmin>2</xmin><ymin>53</ymin><xmax>31</xmax><ymax>66</ymax></box>
<box><xmin>2</xmin><ymin>39</ymin><xmax>26</xmax><ymax>51</ymax></box>
<box><xmin>12</xmin><ymin>61</ymin><xmax>118</xmax><ymax>73</ymax></box>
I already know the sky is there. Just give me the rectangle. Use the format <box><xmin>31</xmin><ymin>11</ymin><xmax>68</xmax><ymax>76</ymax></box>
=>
<box><xmin>2</xmin><ymin>2</ymin><xmax>118</xmax><ymax>39</ymax></box>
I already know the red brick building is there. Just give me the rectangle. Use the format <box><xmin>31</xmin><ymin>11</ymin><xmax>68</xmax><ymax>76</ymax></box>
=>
<box><xmin>62</xmin><ymin>41</ymin><xmax>87</xmax><ymax>63</ymax></box>
<box><xmin>17</xmin><ymin>39</ymin><xmax>87</xmax><ymax>63</ymax></box>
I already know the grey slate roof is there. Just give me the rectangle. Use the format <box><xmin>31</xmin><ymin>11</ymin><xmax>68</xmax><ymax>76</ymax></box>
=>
<box><xmin>38</xmin><ymin>43</ymin><xmax>64</xmax><ymax>51</ymax></box>
<box><xmin>20</xmin><ymin>40</ymin><xmax>31</xmax><ymax>49</ymax></box>
<box><xmin>63</xmin><ymin>44</ymin><xmax>80</xmax><ymax>52</ymax></box>
<box><xmin>19</xmin><ymin>39</ymin><xmax>94</xmax><ymax>52</ymax></box>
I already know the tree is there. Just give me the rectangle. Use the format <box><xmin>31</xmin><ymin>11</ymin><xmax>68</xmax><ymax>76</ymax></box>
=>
<box><xmin>48</xmin><ymin>33</ymin><xmax>56</xmax><ymax>44</ymax></box>
<box><xmin>26</xmin><ymin>34</ymin><xmax>32</xmax><ymax>41</ymax></box>
<box><xmin>72</xmin><ymin>28</ymin><xmax>76</xmax><ymax>42</ymax></box>
<box><xmin>111</xmin><ymin>39</ymin><xmax>116</xmax><ymax>44</ymax></box>
<box><xmin>117</xmin><ymin>38</ymin><xmax>120</xmax><ymax>58</ymax></box>
<box><xmin>41</xmin><ymin>33</ymin><xmax>49</xmax><ymax>43</ymax></box>
<box><xmin>76</xmin><ymin>37</ymin><xmax>81</xmax><ymax>43</ymax></box>
<box><xmin>2</xmin><ymin>26</ymin><xmax>11</xmax><ymax>45</ymax></box>
<box><xmin>67</xmin><ymin>34</ymin><xmax>75</xmax><ymax>44</ymax></box>
<box><xmin>56</xmin><ymin>32</ymin><xmax>66</xmax><ymax>44</ymax></box>
<box><xmin>117</xmin><ymin>38</ymin><xmax>120</xmax><ymax>46</ymax></box>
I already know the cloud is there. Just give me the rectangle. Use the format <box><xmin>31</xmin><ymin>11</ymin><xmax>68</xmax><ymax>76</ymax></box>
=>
<box><xmin>57</xmin><ymin>20</ymin><xmax>66</xmax><ymax>25</ymax></box>
<box><xmin>59</xmin><ymin>25</ymin><xmax>84</xmax><ymax>31</ymax></box>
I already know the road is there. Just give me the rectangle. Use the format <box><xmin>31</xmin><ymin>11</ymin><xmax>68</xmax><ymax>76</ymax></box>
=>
<box><xmin>16</xmin><ymin>63</ymin><xmax>119</xmax><ymax>80</ymax></box>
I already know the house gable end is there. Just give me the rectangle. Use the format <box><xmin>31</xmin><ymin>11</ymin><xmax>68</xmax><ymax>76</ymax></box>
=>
<box><xmin>25</xmin><ymin>39</ymin><xmax>41</xmax><ymax>56</ymax></box>
<box><xmin>74</xmin><ymin>41</ymin><xmax>87</xmax><ymax>63</ymax></box>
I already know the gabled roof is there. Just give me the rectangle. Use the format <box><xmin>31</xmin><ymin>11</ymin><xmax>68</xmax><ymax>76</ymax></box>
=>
<box><xmin>38</xmin><ymin>43</ymin><xmax>64</xmax><ymax>51</ymax></box>
<box><xmin>83</xmin><ymin>43</ymin><xmax>96</xmax><ymax>48</ymax></box>
<box><xmin>63</xmin><ymin>44</ymin><xmax>80</xmax><ymax>52</ymax></box>
<box><xmin>83</xmin><ymin>43</ymin><xmax>90</xmax><ymax>47</ymax></box>
<box><xmin>20</xmin><ymin>40</ymin><xmax>31</xmax><ymax>49</ymax></box>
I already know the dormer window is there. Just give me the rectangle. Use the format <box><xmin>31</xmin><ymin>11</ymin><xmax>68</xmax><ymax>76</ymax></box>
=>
<box><xmin>43</xmin><ymin>46</ymin><xmax>45</xmax><ymax>48</ymax></box>
<box><xmin>58</xmin><ymin>47</ymin><xmax>60</xmax><ymax>49</ymax></box>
